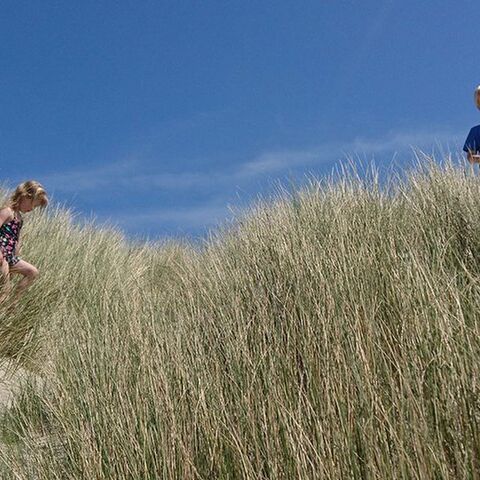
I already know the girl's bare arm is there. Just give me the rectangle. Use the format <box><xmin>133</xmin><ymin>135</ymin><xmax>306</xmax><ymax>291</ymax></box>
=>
<box><xmin>0</xmin><ymin>208</ymin><xmax>12</xmax><ymax>227</ymax></box>
<box><xmin>0</xmin><ymin>208</ymin><xmax>12</xmax><ymax>264</ymax></box>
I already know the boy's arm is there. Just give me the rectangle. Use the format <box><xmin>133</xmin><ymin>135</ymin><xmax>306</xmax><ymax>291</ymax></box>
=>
<box><xmin>467</xmin><ymin>149</ymin><xmax>480</xmax><ymax>164</ymax></box>
<box><xmin>463</xmin><ymin>127</ymin><xmax>480</xmax><ymax>163</ymax></box>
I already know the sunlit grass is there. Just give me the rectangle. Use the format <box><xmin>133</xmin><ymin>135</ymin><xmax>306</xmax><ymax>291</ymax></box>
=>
<box><xmin>0</xmin><ymin>154</ymin><xmax>478</xmax><ymax>479</ymax></box>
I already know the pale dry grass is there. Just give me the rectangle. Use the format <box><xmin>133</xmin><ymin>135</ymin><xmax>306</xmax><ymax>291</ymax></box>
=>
<box><xmin>0</xmin><ymin>155</ymin><xmax>478</xmax><ymax>479</ymax></box>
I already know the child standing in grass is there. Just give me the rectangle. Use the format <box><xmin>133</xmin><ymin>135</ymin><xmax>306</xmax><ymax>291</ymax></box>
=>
<box><xmin>0</xmin><ymin>181</ymin><xmax>48</xmax><ymax>304</ymax></box>
<box><xmin>463</xmin><ymin>85</ymin><xmax>480</xmax><ymax>165</ymax></box>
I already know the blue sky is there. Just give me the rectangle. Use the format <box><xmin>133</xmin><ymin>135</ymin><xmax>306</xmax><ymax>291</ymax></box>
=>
<box><xmin>0</xmin><ymin>1</ymin><xmax>476</xmax><ymax>243</ymax></box>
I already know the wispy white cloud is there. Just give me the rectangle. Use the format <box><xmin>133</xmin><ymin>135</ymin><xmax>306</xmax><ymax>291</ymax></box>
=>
<box><xmin>347</xmin><ymin>129</ymin><xmax>464</xmax><ymax>155</ymax></box>
<box><xmin>37</xmin><ymin>159</ymin><xmax>141</xmax><ymax>192</ymax></box>
<box><xmin>238</xmin><ymin>128</ymin><xmax>463</xmax><ymax>177</ymax></box>
<box><xmin>37</xmin><ymin>128</ymin><xmax>464</xmax><ymax>196</ymax></box>
<box><xmin>98</xmin><ymin>203</ymin><xmax>235</xmax><ymax>230</ymax></box>
<box><xmin>34</xmin><ymin>127</ymin><xmax>465</xmax><ymax>238</ymax></box>
<box><xmin>40</xmin><ymin>165</ymin><xmax>228</xmax><ymax>194</ymax></box>
<box><xmin>236</xmin><ymin>148</ymin><xmax>329</xmax><ymax>177</ymax></box>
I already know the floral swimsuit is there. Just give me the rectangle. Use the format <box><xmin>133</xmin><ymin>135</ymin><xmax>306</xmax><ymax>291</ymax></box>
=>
<box><xmin>0</xmin><ymin>211</ymin><xmax>23</xmax><ymax>267</ymax></box>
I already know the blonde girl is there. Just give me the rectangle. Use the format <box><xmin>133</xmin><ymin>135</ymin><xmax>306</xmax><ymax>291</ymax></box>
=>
<box><xmin>0</xmin><ymin>180</ymin><xmax>48</xmax><ymax>303</ymax></box>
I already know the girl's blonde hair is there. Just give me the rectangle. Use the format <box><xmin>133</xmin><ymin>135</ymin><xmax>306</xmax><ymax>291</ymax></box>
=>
<box><xmin>7</xmin><ymin>180</ymin><xmax>48</xmax><ymax>210</ymax></box>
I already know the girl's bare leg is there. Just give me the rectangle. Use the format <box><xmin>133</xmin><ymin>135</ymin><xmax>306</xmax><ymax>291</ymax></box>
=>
<box><xmin>0</xmin><ymin>257</ymin><xmax>11</xmax><ymax>304</ymax></box>
<box><xmin>9</xmin><ymin>260</ymin><xmax>39</xmax><ymax>302</ymax></box>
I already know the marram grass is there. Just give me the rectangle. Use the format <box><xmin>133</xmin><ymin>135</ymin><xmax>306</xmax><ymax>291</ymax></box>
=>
<box><xmin>0</xmin><ymin>155</ymin><xmax>479</xmax><ymax>479</ymax></box>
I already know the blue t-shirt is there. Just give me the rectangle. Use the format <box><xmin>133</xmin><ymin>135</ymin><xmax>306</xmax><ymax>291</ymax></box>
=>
<box><xmin>463</xmin><ymin>125</ymin><xmax>480</xmax><ymax>153</ymax></box>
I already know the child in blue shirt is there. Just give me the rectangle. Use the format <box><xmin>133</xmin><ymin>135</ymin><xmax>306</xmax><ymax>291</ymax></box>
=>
<box><xmin>463</xmin><ymin>85</ymin><xmax>480</xmax><ymax>164</ymax></box>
